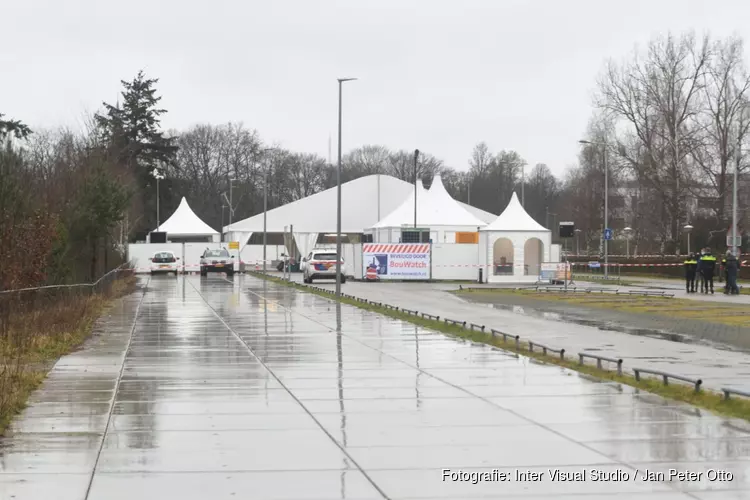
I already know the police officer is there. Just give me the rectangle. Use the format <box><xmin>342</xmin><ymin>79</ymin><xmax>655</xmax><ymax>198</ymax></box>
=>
<box><xmin>684</xmin><ymin>253</ymin><xmax>698</xmax><ymax>293</ymax></box>
<box><xmin>699</xmin><ymin>248</ymin><xmax>717</xmax><ymax>294</ymax></box>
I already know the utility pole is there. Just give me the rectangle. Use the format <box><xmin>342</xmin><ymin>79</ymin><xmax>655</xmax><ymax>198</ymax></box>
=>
<box><xmin>336</xmin><ymin>77</ymin><xmax>357</xmax><ymax>301</ymax></box>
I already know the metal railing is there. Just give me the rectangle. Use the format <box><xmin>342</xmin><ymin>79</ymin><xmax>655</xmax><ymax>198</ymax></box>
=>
<box><xmin>578</xmin><ymin>353</ymin><xmax>623</xmax><ymax>376</ymax></box>
<box><xmin>634</xmin><ymin>368</ymin><xmax>703</xmax><ymax>392</ymax></box>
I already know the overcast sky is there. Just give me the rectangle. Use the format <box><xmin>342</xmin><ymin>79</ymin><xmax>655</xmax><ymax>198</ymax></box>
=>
<box><xmin>3</xmin><ymin>0</ymin><xmax>750</xmax><ymax>175</ymax></box>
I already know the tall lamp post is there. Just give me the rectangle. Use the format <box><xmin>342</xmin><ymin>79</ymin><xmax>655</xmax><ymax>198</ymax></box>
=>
<box><xmin>151</xmin><ymin>168</ymin><xmax>165</xmax><ymax>231</ymax></box>
<box><xmin>414</xmin><ymin>149</ymin><xmax>419</xmax><ymax>228</ymax></box>
<box><xmin>260</xmin><ymin>147</ymin><xmax>277</xmax><ymax>273</ymax></box>
<box><xmin>579</xmin><ymin>140</ymin><xmax>609</xmax><ymax>278</ymax></box>
<box><xmin>684</xmin><ymin>224</ymin><xmax>693</xmax><ymax>255</ymax></box>
<box><xmin>574</xmin><ymin>228</ymin><xmax>582</xmax><ymax>256</ymax></box>
<box><xmin>336</xmin><ymin>77</ymin><xmax>357</xmax><ymax>301</ymax></box>
<box><xmin>623</xmin><ymin>227</ymin><xmax>632</xmax><ymax>258</ymax></box>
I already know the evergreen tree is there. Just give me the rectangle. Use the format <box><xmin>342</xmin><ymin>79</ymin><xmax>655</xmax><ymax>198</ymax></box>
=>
<box><xmin>95</xmin><ymin>70</ymin><xmax>178</xmax><ymax>178</ymax></box>
<box><xmin>0</xmin><ymin>113</ymin><xmax>31</xmax><ymax>140</ymax></box>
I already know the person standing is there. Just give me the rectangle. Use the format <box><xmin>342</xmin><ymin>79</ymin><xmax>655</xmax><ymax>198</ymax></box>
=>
<box><xmin>725</xmin><ymin>251</ymin><xmax>740</xmax><ymax>295</ymax></box>
<box><xmin>700</xmin><ymin>248</ymin><xmax>717</xmax><ymax>294</ymax></box>
<box><xmin>684</xmin><ymin>253</ymin><xmax>698</xmax><ymax>293</ymax></box>
<box><xmin>696</xmin><ymin>248</ymin><xmax>706</xmax><ymax>293</ymax></box>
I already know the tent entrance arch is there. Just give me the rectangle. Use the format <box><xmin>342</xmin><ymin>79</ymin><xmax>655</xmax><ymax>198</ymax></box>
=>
<box><xmin>524</xmin><ymin>237</ymin><xmax>543</xmax><ymax>276</ymax></box>
<box><xmin>492</xmin><ymin>238</ymin><xmax>513</xmax><ymax>275</ymax></box>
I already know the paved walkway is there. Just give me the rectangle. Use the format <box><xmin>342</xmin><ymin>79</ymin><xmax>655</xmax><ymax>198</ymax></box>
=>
<box><xmin>2</xmin><ymin>275</ymin><xmax>750</xmax><ymax>499</ymax></box>
<box><xmin>281</xmin><ymin>274</ymin><xmax>750</xmax><ymax>392</ymax></box>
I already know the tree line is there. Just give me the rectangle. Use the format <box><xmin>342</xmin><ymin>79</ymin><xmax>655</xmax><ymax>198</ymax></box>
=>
<box><xmin>3</xmin><ymin>30</ymin><xmax>749</xmax><ymax>288</ymax></box>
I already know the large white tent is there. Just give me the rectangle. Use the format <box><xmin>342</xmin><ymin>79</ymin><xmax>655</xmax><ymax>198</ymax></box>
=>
<box><xmin>370</xmin><ymin>174</ymin><xmax>487</xmax><ymax>243</ymax></box>
<box><xmin>478</xmin><ymin>192</ymin><xmax>551</xmax><ymax>282</ymax></box>
<box><xmin>225</xmin><ymin>175</ymin><xmax>412</xmax><ymax>259</ymax></box>
<box><xmin>148</xmin><ymin>197</ymin><xmax>220</xmax><ymax>243</ymax></box>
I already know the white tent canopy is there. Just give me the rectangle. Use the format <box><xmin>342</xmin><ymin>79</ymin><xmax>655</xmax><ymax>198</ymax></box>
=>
<box><xmin>373</xmin><ymin>174</ymin><xmax>486</xmax><ymax>228</ymax></box>
<box><xmin>149</xmin><ymin>197</ymin><xmax>220</xmax><ymax>242</ymax></box>
<box><xmin>371</xmin><ymin>174</ymin><xmax>487</xmax><ymax>243</ymax></box>
<box><xmin>479</xmin><ymin>192</ymin><xmax>552</xmax><ymax>282</ymax></box>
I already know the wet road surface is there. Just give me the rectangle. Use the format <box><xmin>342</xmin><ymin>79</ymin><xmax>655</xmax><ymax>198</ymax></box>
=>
<box><xmin>286</xmin><ymin>274</ymin><xmax>750</xmax><ymax>391</ymax></box>
<box><xmin>2</xmin><ymin>274</ymin><xmax>750</xmax><ymax>499</ymax></box>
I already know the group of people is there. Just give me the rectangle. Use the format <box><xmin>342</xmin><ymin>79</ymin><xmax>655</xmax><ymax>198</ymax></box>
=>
<box><xmin>683</xmin><ymin>248</ymin><xmax>740</xmax><ymax>294</ymax></box>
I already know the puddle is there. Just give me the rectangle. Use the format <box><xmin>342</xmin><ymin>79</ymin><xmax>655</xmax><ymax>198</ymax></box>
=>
<box><xmin>488</xmin><ymin>302</ymin><xmax>743</xmax><ymax>352</ymax></box>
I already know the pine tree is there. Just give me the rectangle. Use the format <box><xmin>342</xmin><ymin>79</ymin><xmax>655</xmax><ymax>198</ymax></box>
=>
<box><xmin>0</xmin><ymin>113</ymin><xmax>31</xmax><ymax>140</ymax></box>
<box><xmin>95</xmin><ymin>70</ymin><xmax>178</xmax><ymax>178</ymax></box>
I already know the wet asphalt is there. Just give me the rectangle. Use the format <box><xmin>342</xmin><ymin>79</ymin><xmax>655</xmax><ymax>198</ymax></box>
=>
<box><xmin>1</xmin><ymin>274</ymin><xmax>750</xmax><ymax>499</ymax></box>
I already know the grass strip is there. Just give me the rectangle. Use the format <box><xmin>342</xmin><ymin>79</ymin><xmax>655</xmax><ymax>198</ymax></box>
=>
<box><xmin>250</xmin><ymin>272</ymin><xmax>750</xmax><ymax>422</ymax></box>
<box><xmin>0</xmin><ymin>276</ymin><xmax>136</xmax><ymax>434</ymax></box>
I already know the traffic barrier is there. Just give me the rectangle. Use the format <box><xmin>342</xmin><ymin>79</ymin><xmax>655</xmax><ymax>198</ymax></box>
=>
<box><xmin>578</xmin><ymin>353</ymin><xmax>623</xmax><ymax>376</ymax></box>
<box><xmin>421</xmin><ymin>312</ymin><xmax>440</xmax><ymax>321</ymax></box>
<box><xmin>469</xmin><ymin>323</ymin><xmax>485</xmax><ymax>332</ymax></box>
<box><xmin>528</xmin><ymin>341</ymin><xmax>565</xmax><ymax>360</ymax></box>
<box><xmin>444</xmin><ymin>318</ymin><xmax>466</xmax><ymax>328</ymax></box>
<box><xmin>722</xmin><ymin>387</ymin><xmax>750</xmax><ymax>401</ymax></box>
<box><xmin>633</xmin><ymin>368</ymin><xmax>702</xmax><ymax>392</ymax></box>
<box><xmin>490</xmin><ymin>329</ymin><xmax>520</xmax><ymax>349</ymax></box>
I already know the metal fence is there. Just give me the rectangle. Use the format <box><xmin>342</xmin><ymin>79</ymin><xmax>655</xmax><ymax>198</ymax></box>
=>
<box><xmin>0</xmin><ymin>264</ymin><xmax>134</xmax><ymax>342</ymax></box>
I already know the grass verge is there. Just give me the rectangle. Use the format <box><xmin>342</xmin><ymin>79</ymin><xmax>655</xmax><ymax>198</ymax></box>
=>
<box><xmin>250</xmin><ymin>271</ymin><xmax>750</xmax><ymax>422</ymax></box>
<box><xmin>456</xmin><ymin>288</ymin><xmax>750</xmax><ymax>328</ymax></box>
<box><xmin>0</xmin><ymin>275</ymin><xmax>137</xmax><ymax>434</ymax></box>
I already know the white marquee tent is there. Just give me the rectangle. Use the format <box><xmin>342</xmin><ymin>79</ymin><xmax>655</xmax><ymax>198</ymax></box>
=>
<box><xmin>478</xmin><ymin>192</ymin><xmax>551</xmax><ymax>282</ymax></box>
<box><xmin>224</xmin><ymin>174</ymin><xmax>495</xmax><ymax>260</ymax></box>
<box><xmin>370</xmin><ymin>174</ymin><xmax>488</xmax><ymax>243</ymax></box>
<box><xmin>148</xmin><ymin>197</ymin><xmax>220</xmax><ymax>243</ymax></box>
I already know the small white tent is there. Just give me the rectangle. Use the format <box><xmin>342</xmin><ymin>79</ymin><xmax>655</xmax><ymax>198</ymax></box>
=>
<box><xmin>478</xmin><ymin>192</ymin><xmax>551</xmax><ymax>282</ymax></box>
<box><xmin>148</xmin><ymin>197</ymin><xmax>220</xmax><ymax>243</ymax></box>
<box><xmin>371</xmin><ymin>174</ymin><xmax>487</xmax><ymax>243</ymax></box>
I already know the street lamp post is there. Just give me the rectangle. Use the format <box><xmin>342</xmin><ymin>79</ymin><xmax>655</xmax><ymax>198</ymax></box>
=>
<box><xmin>336</xmin><ymin>77</ymin><xmax>357</xmax><ymax>301</ymax></box>
<box><xmin>732</xmin><ymin>138</ymin><xmax>741</xmax><ymax>257</ymax></box>
<box><xmin>579</xmin><ymin>140</ymin><xmax>609</xmax><ymax>278</ymax></box>
<box><xmin>151</xmin><ymin>168</ymin><xmax>165</xmax><ymax>231</ymax></box>
<box><xmin>574</xmin><ymin>228</ymin><xmax>582</xmax><ymax>256</ymax></box>
<box><xmin>260</xmin><ymin>147</ymin><xmax>277</xmax><ymax>274</ymax></box>
<box><xmin>623</xmin><ymin>227</ymin><xmax>632</xmax><ymax>258</ymax></box>
<box><xmin>414</xmin><ymin>149</ymin><xmax>419</xmax><ymax>228</ymax></box>
<box><xmin>684</xmin><ymin>224</ymin><xmax>693</xmax><ymax>255</ymax></box>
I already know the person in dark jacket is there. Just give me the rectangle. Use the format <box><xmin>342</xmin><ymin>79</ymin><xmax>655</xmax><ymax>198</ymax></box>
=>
<box><xmin>725</xmin><ymin>251</ymin><xmax>740</xmax><ymax>295</ymax></box>
<box><xmin>684</xmin><ymin>253</ymin><xmax>698</xmax><ymax>293</ymax></box>
<box><xmin>699</xmin><ymin>248</ymin><xmax>717</xmax><ymax>294</ymax></box>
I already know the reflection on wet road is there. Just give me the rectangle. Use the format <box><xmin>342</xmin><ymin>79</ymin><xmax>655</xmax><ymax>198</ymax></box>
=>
<box><xmin>1</xmin><ymin>274</ymin><xmax>750</xmax><ymax>499</ymax></box>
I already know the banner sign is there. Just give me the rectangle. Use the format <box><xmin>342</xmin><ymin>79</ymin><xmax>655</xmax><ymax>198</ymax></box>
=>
<box><xmin>362</xmin><ymin>244</ymin><xmax>430</xmax><ymax>280</ymax></box>
<box><xmin>540</xmin><ymin>262</ymin><xmax>571</xmax><ymax>281</ymax></box>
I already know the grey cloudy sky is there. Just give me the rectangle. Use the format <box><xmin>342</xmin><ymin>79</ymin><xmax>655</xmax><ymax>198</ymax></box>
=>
<box><xmin>4</xmin><ymin>0</ymin><xmax>750</xmax><ymax>175</ymax></box>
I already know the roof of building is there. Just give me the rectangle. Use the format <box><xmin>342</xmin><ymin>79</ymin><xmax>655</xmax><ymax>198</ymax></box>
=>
<box><xmin>480</xmin><ymin>192</ymin><xmax>549</xmax><ymax>232</ymax></box>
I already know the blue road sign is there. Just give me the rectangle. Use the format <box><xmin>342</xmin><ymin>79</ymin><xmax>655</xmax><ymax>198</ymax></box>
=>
<box><xmin>603</xmin><ymin>228</ymin><xmax>613</xmax><ymax>241</ymax></box>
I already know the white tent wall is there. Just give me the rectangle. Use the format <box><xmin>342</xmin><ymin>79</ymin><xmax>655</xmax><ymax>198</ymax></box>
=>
<box><xmin>431</xmin><ymin>244</ymin><xmax>479</xmax><ymax>280</ymax></box>
<box><xmin>127</xmin><ymin>243</ymin><xmax>184</xmax><ymax>273</ymax></box>
<box><xmin>550</xmin><ymin>244</ymin><xmax>561</xmax><ymax>264</ymax></box>
<box><xmin>239</xmin><ymin>244</ymin><xmax>286</xmax><ymax>269</ymax></box>
<box><xmin>483</xmin><ymin>232</ymin><xmax>551</xmax><ymax>283</ymax></box>
<box><xmin>294</xmin><ymin>232</ymin><xmax>319</xmax><ymax>260</ymax></box>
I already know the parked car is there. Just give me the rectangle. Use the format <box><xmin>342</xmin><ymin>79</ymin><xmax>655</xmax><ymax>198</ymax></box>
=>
<box><xmin>200</xmin><ymin>248</ymin><xmax>235</xmax><ymax>276</ymax></box>
<box><xmin>149</xmin><ymin>251</ymin><xmax>180</xmax><ymax>275</ymax></box>
<box><xmin>302</xmin><ymin>250</ymin><xmax>346</xmax><ymax>284</ymax></box>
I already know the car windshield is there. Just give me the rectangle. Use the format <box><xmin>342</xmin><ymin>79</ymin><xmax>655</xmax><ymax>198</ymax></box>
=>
<box><xmin>313</xmin><ymin>253</ymin><xmax>338</xmax><ymax>261</ymax></box>
<box><xmin>154</xmin><ymin>252</ymin><xmax>173</xmax><ymax>259</ymax></box>
<box><xmin>205</xmin><ymin>249</ymin><xmax>229</xmax><ymax>258</ymax></box>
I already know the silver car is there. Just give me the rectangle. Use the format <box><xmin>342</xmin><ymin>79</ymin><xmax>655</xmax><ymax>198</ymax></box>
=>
<box><xmin>302</xmin><ymin>250</ymin><xmax>346</xmax><ymax>284</ymax></box>
<box><xmin>200</xmin><ymin>248</ymin><xmax>235</xmax><ymax>276</ymax></box>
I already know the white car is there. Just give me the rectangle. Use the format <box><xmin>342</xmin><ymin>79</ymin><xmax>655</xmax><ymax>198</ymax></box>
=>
<box><xmin>149</xmin><ymin>251</ymin><xmax>180</xmax><ymax>275</ymax></box>
<box><xmin>302</xmin><ymin>250</ymin><xmax>346</xmax><ymax>284</ymax></box>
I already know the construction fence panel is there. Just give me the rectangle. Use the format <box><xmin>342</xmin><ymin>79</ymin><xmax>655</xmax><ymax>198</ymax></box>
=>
<box><xmin>362</xmin><ymin>243</ymin><xmax>430</xmax><ymax>280</ymax></box>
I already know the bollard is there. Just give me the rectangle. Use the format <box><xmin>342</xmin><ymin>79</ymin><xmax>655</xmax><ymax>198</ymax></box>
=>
<box><xmin>478</xmin><ymin>267</ymin><xmax>483</xmax><ymax>284</ymax></box>
<box><xmin>515</xmin><ymin>335</ymin><xmax>520</xmax><ymax>350</ymax></box>
<box><xmin>529</xmin><ymin>342</ymin><xmax>534</xmax><ymax>353</ymax></box>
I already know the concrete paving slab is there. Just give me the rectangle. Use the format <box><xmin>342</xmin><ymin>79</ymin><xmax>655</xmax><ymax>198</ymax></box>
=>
<box><xmin>2</xmin><ymin>274</ymin><xmax>749</xmax><ymax>499</ymax></box>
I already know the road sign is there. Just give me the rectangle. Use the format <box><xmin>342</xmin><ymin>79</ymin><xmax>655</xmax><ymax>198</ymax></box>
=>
<box><xmin>229</xmin><ymin>241</ymin><xmax>239</xmax><ymax>250</ymax></box>
<box><xmin>603</xmin><ymin>228</ymin><xmax>613</xmax><ymax>241</ymax></box>
<box><xmin>727</xmin><ymin>235</ymin><xmax>742</xmax><ymax>248</ymax></box>
<box><xmin>588</xmin><ymin>261</ymin><xmax>601</xmax><ymax>269</ymax></box>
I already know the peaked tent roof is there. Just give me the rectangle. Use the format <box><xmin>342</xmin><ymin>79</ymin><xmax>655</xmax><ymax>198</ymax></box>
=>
<box><xmin>480</xmin><ymin>192</ymin><xmax>548</xmax><ymax>232</ymax></box>
<box><xmin>373</xmin><ymin>174</ymin><xmax>487</xmax><ymax>228</ymax></box>
<box><xmin>155</xmin><ymin>197</ymin><xmax>219</xmax><ymax>236</ymax></box>
<box><xmin>225</xmin><ymin>175</ymin><xmax>413</xmax><ymax>234</ymax></box>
